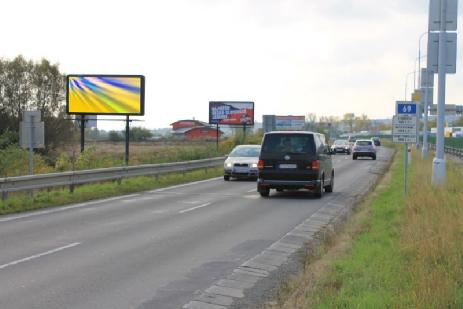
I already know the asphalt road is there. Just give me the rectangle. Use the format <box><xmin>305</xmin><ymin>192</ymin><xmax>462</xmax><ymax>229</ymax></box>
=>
<box><xmin>0</xmin><ymin>148</ymin><xmax>393</xmax><ymax>309</ymax></box>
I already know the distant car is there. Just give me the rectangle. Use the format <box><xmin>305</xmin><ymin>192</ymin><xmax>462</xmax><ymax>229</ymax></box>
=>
<box><xmin>348</xmin><ymin>136</ymin><xmax>356</xmax><ymax>144</ymax></box>
<box><xmin>331</xmin><ymin>139</ymin><xmax>351</xmax><ymax>154</ymax></box>
<box><xmin>224</xmin><ymin>145</ymin><xmax>261</xmax><ymax>181</ymax></box>
<box><xmin>352</xmin><ymin>139</ymin><xmax>376</xmax><ymax>160</ymax></box>
<box><xmin>257</xmin><ymin>131</ymin><xmax>334</xmax><ymax>198</ymax></box>
<box><xmin>371</xmin><ymin>137</ymin><xmax>381</xmax><ymax>146</ymax></box>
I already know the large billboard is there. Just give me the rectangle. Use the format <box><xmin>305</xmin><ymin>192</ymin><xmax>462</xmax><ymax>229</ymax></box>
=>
<box><xmin>66</xmin><ymin>75</ymin><xmax>145</xmax><ymax>115</ymax></box>
<box><xmin>209</xmin><ymin>101</ymin><xmax>254</xmax><ymax>125</ymax></box>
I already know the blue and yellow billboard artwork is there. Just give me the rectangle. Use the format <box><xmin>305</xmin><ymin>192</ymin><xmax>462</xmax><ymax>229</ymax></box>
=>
<box><xmin>66</xmin><ymin>75</ymin><xmax>145</xmax><ymax>115</ymax></box>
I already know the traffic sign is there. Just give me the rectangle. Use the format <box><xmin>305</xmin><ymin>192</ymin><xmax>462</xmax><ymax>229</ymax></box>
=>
<box><xmin>396</xmin><ymin>101</ymin><xmax>417</xmax><ymax>115</ymax></box>
<box><xmin>427</xmin><ymin>32</ymin><xmax>457</xmax><ymax>74</ymax></box>
<box><xmin>20</xmin><ymin>122</ymin><xmax>45</xmax><ymax>149</ymax></box>
<box><xmin>393</xmin><ymin>115</ymin><xmax>417</xmax><ymax>144</ymax></box>
<box><xmin>420</xmin><ymin>68</ymin><xmax>434</xmax><ymax>88</ymax></box>
<box><xmin>429</xmin><ymin>0</ymin><xmax>458</xmax><ymax>31</ymax></box>
<box><xmin>412</xmin><ymin>90</ymin><xmax>422</xmax><ymax>102</ymax></box>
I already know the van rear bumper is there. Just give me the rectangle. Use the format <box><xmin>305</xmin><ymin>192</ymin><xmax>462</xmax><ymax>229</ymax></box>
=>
<box><xmin>257</xmin><ymin>178</ymin><xmax>321</xmax><ymax>190</ymax></box>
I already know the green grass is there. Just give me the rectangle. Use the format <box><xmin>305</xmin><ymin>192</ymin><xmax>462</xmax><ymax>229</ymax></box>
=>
<box><xmin>312</xmin><ymin>147</ymin><xmax>410</xmax><ymax>308</ymax></box>
<box><xmin>0</xmin><ymin>167</ymin><xmax>223</xmax><ymax>216</ymax></box>
<box><xmin>308</xmin><ymin>145</ymin><xmax>463</xmax><ymax>308</ymax></box>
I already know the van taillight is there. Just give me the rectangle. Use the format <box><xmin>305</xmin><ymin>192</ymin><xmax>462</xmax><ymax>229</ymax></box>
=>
<box><xmin>311</xmin><ymin>160</ymin><xmax>320</xmax><ymax>170</ymax></box>
<box><xmin>258</xmin><ymin>160</ymin><xmax>264</xmax><ymax>170</ymax></box>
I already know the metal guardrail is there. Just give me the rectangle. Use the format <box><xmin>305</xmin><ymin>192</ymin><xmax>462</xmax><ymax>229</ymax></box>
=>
<box><xmin>428</xmin><ymin>144</ymin><xmax>463</xmax><ymax>158</ymax></box>
<box><xmin>0</xmin><ymin>157</ymin><xmax>225</xmax><ymax>201</ymax></box>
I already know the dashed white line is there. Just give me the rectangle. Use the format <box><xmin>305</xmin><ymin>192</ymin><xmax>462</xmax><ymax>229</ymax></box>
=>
<box><xmin>179</xmin><ymin>203</ymin><xmax>212</xmax><ymax>214</ymax></box>
<box><xmin>149</xmin><ymin>177</ymin><xmax>222</xmax><ymax>193</ymax></box>
<box><xmin>0</xmin><ymin>194</ymin><xmax>140</xmax><ymax>223</ymax></box>
<box><xmin>0</xmin><ymin>242</ymin><xmax>81</xmax><ymax>271</ymax></box>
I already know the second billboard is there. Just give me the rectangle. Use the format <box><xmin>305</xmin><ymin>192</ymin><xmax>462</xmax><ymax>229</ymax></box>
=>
<box><xmin>209</xmin><ymin>101</ymin><xmax>254</xmax><ymax>125</ymax></box>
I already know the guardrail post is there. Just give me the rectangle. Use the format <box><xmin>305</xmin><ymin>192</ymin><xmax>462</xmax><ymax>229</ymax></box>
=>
<box><xmin>1</xmin><ymin>190</ymin><xmax>7</xmax><ymax>202</ymax></box>
<box><xmin>155</xmin><ymin>174</ymin><xmax>159</xmax><ymax>182</ymax></box>
<box><xmin>70</xmin><ymin>183</ymin><xmax>75</xmax><ymax>194</ymax></box>
<box><xmin>205</xmin><ymin>167</ymin><xmax>208</xmax><ymax>175</ymax></box>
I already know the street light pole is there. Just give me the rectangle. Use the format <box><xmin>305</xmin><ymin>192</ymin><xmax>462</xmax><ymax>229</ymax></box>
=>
<box><xmin>432</xmin><ymin>0</ymin><xmax>447</xmax><ymax>185</ymax></box>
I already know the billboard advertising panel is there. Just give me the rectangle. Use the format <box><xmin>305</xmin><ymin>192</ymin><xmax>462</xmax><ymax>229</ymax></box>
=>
<box><xmin>275</xmin><ymin>116</ymin><xmax>305</xmax><ymax>131</ymax></box>
<box><xmin>209</xmin><ymin>101</ymin><xmax>254</xmax><ymax>125</ymax></box>
<box><xmin>66</xmin><ymin>75</ymin><xmax>145</xmax><ymax>115</ymax></box>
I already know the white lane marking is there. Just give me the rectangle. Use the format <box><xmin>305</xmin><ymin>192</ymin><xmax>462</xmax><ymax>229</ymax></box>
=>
<box><xmin>247</xmin><ymin>188</ymin><xmax>257</xmax><ymax>193</ymax></box>
<box><xmin>149</xmin><ymin>177</ymin><xmax>222</xmax><ymax>193</ymax></box>
<box><xmin>182</xmin><ymin>201</ymin><xmax>201</xmax><ymax>204</ymax></box>
<box><xmin>0</xmin><ymin>242</ymin><xmax>81</xmax><ymax>271</ymax></box>
<box><xmin>0</xmin><ymin>194</ymin><xmax>140</xmax><ymax>223</ymax></box>
<box><xmin>179</xmin><ymin>203</ymin><xmax>212</xmax><ymax>214</ymax></box>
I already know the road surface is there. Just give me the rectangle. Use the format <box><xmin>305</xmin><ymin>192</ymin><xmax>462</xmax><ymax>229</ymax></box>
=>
<box><xmin>0</xmin><ymin>148</ymin><xmax>393</xmax><ymax>309</ymax></box>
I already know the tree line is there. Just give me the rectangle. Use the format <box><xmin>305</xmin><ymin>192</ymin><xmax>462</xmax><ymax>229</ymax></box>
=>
<box><xmin>0</xmin><ymin>56</ymin><xmax>75</xmax><ymax>152</ymax></box>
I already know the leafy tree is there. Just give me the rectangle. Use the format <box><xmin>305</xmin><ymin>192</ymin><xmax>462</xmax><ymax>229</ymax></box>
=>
<box><xmin>0</xmin><ymin>56</ymin><xmax>75</xmax><ymax>152</ymax></box>
<box><xmin>108</xmin><ymin>130</ymin><xmax>123</xmax><ymax>142</ymax></box>
<box><xmin>129</xmin><ymin>127</ymin><xmax>153</xmax><ymax>142</ymax></box>
<box><xmin>343</xmin><ymin>113</ymin><xmax>355</xmax><ymax>133</ymax></box>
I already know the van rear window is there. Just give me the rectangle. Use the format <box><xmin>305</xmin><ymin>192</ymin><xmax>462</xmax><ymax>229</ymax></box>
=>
<box><xmin>262</xmin><ymin>134</ymin><xmax>315</xmax><ymax>155</ymax></box>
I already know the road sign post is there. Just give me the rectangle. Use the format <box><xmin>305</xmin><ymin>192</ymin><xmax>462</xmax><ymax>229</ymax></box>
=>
<box><xmin>393</xmin><ymin>102</ymin><xmax>418</xmax><ymax>194</ymax></box>
<box><xmin>429</xmin><ymin>0</ymin><xmax>458</xmax><ymax>186</ymax></box>
<box><xmin>421</xmin><ymin>68</ymin><xmax>434</xmax><ymax>158</ymax></box>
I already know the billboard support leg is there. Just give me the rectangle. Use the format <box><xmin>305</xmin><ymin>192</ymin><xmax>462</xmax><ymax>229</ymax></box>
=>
<box><xmin>80</xmin><ymin>115</ymin><xmax>85</xmax><ymax>153</ymax></box>
<box><xmin>243</xmin><ymin>123</ymin><xmax>247</xmax><ymax>142</ymax></box>
<box><xmin>216</xmin><ymin>124</ymin><xmax>219</xmax><ymax>152</ymax></box>
<box><xmin>125</xmin><ymin>116</ymin><xmax>130</xmax><ymax>166</ymax></box>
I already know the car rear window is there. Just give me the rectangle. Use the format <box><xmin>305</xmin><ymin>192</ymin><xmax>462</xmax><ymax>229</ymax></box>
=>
<box><xmin>262</xmin><ymin>134</ymin><xmax>315</xmax><ymax>155</ymax></box>
<box><xmin>229</xmin><ymin>147</ymin><xmax>261</xmax><ymax>157</ymax></box>
<box><xmin>356</xmin><ymin>141</ymin><xmax>372</xmax><ymax>146</ymax></box>
<box><xmin>334</xmin><ymin>140</ymin><xmax>348</xmax><ymax>145</ymax></box>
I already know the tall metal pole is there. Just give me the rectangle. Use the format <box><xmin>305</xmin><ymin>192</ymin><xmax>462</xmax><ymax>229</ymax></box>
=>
<box><xmin>422</xmin><ymin>71</ymin><xmax>430</xmax><ymax>159</ymax></box>
<box><xmin>125</xmin><ymin>115</ymin><xmax>130</xmax><ymax>166</ymax></box>
<box><xmin>80</xmin><ymin>115</ymin><xmax>85</xmax><ymax>153</ymax></box>
<box><xmin>432</xmin><ymin>0</ymin><xmax>447</xmax><ymax>185</ymax></box>
<box><xmin>404</xmin><ymin>143</ymin><xmax>408</xmax><ymax>194</ymax></box>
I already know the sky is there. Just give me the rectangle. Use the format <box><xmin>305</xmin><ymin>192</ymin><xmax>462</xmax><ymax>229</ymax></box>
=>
<box><xmin>1</xmin><ymin>0</ymin><xmax>463</xmax><ymax>130</ymax></box>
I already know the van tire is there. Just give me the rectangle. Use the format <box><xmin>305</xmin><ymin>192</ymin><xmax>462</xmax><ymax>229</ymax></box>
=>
<box><xmin>259</xmin><ymin>188</ymin><xmax>270</xmax><ymax>197</ymax></box>
<box><xmin>224</xmin><ymin>175</ymin><xmax>230</xmax><ymax>181</ymax></box>
<box><xmin>315</xmin><ymin>178</ymin><xmax>324</xmax><ymax>198</ymax></box>
<box><xmin>325</xmin><ymin>171</ymin><xmax>334</xmax><ymax>193</ymax></box>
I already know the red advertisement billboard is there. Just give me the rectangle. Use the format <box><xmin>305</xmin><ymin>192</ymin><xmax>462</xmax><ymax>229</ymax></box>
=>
<box><xmin>209</xmin><ymin>101</ymin><xmax>254</xmax><ymax>125</ymax></box>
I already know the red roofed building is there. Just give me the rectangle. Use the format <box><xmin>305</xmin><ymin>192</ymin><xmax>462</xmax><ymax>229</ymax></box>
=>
<box><xmin>171</xmin><ymin>120</ymin><xmax>223</xmax><ymax>140</ymax></box>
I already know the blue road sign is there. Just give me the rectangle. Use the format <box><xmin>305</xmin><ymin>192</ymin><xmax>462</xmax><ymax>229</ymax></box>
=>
<box><xmin>396</xmin><ymin>102</ymin><xmax>417</xmax><ymax>115</ymax></box>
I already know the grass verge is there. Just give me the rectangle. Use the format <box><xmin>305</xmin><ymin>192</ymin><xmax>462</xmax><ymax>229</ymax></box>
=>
<box><xmin>270</xmin><ymin>145</ymin><xmax>463</xmax><ymax>308</ymax></box>
<box><xmin>0</xmin><ymin>167</ymin><xmax>223</xmax><ymax>216</ymax></box>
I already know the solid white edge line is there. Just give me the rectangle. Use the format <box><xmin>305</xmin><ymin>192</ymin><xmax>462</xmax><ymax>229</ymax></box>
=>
<box><xmin>0</xmin><ymin>242</ymin><xmax>81</xmax><ymax>271</ymax></box>
<box><xmin>179</xmin><ymin>203</ymin><xmax>212</xmax><ymax>214</ymax></box>
<box><xmin>247</xmin><ymin>188</ymin><xmax>257</xmax><ymax>193</ymax></box>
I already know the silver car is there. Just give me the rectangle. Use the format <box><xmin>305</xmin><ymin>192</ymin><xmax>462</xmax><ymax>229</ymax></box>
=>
<box><xmin>352</xmin><ymin>139</ymin><xmax>376</xmax><ymax>160</ymax></box>
<box><xmin>224</xmin><ymin>145</ymin><xmax>261</xmax><ymax>181</ymax></box>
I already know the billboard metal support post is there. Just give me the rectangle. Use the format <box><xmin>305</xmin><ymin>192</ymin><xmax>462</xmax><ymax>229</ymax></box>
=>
<box><xmin>125</xmin><ymin>116</ymin><xmax>130</xmax><ymax>166</ymax></box>
<box><xmin>80</xmin><ymin>115</ymin><xmax>85</xmax><ymax>153</ymax></box>
<box><xmin>29</xmin><ymin>115</ymin><xmax>34</xmax><ymax>175</ymax></box>
<box><xmin>432</xmin><ymin>0</ymin><xmax>448</xmax><ymax>185</ymax></box>
<box><xmin>216</xmin><ymin>124</ymin><xmax>219</xmax><ymax>151</ymax></box>
<box><xmin>243</xmin><ymin>123</ymin><xmax>247</xmax><ymax>142</ymax></box>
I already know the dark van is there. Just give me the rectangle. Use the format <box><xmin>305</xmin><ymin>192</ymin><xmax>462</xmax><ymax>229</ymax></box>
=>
<box><xmin>257</xmin><ymin>131</ymin><xmax>334</xmax><ymax>198</ymax></box>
